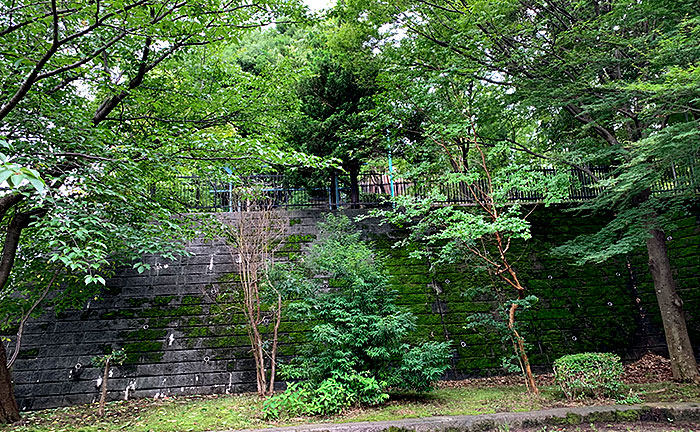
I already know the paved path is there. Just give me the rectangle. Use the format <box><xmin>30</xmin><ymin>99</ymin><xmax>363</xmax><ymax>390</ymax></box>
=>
<box><xmin>223</xmin><ymin>402</ymin><xmax>700</xmax><ymax>432</ymax></box>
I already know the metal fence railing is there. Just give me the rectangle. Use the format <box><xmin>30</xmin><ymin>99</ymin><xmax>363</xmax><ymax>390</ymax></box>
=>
<box><xmin>155</xmin><ymin>160</ymin><xmax>698</xmax><ymax>212</ymax></box>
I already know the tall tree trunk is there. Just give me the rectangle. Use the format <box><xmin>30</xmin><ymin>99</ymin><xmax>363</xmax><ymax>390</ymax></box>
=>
<box><xmin>508</xmin><ymin>302</ymin><xmax>539</xmax><ymax>395</ymax></box>
<box><xmin>329</xmin><ymin>170</ymin><xmax>338</xmax><ymax>210</ymax></box>
<box><xmin>646</xmin><ymin>228</ymin><xmax>700</xmax><ymax>383</ymax></box>
<box><xmin>348</xmin><ymin>161</ymin><xmax>360</xmax><ymax>209</ymax></box>
<box><xmin>0</xmin><ymin>343</ymin><xmax>20</xmax><ymax>424</ymax></box>
<box><xmin>0</xmin><ymin>207</ymin><xmax>42</xmax><ymax>424</ymax></box>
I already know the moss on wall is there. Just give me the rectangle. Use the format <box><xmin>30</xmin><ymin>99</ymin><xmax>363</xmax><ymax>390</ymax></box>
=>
<box><xmin>368</xmin><ymin>207</ymin><xmax>700</xmax><ymax>373</ymax></box>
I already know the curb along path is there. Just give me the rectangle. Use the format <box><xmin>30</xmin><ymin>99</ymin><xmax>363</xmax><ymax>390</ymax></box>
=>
<box><xmin>223</xmin><ymin>403</ymin><xmax>700</xmax><ymax>432</ymax></box>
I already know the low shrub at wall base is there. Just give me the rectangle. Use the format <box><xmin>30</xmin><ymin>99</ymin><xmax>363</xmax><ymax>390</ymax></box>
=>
<box><xmin>262</xmin><ymin>373</ymin><xmax>388</xmax><ymax>419</ymax></box>
<box><xmin>553</xmin><ymin>352</ymin><xmax>625</xmax><ymax>400</ymax></box>
<box><xmin>262</xmin><ymin>215</ymin><xmax>451</xmax><ymax>419</ymax></box>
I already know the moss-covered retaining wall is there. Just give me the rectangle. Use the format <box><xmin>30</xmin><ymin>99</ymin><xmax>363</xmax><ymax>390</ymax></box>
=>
<box><xmin>10</xmin><ymin>207</ymin><xmax>700</xmax><ymax>410</ymax></box>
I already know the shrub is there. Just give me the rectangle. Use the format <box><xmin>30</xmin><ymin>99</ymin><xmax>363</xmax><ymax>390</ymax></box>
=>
<box><xmin>262</xmin><ymin>373</ymin><xmax>389</xmax><ymax>419</ymax></box>
<box><xmin>263</xmin><ymin>214</ymin><xmax>451</xmax><ymax>418</ymax></box>
<box><xmin>553</xmin><ymin>352</ymin><xmax>625</xmax><ymax>400</ymax></box>
<box><xmin>261</xmin><ymin>382</ymin><xmax>311</xmax><ymax>419</ymax></box>
<box><xmin>388</xmin><ymin>342</ymin><xmax>454</xmax><ymax>392</ymax></box>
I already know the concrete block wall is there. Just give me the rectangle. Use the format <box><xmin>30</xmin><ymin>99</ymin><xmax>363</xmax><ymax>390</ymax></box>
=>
<box><xmin>9</xmin><ymin>208</ymin><xmax>700</xmax><ymax>410</ymax></box>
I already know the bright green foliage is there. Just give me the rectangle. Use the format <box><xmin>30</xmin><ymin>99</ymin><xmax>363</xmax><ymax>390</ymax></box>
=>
<box><xmin>251</xmin><ymin>18</ymin><xmax>384</xmax><ymax>194</ymax></box>
<box><xmin>264</xmin><ymin>214</ymin><xmax>451</xmax><ymax>417</ymax></box>
<box><xmin>0</xmin><ymin>141</ymin><xmax>43</xmax><ymax>194</ymax></box>
<box><xmin>391</xmin><ymin>341</ymin><xmax>456</xmax><ymax>392</ymax></box>
<box><xmin>371</xmin><ymin>141</ymin><xmax>565</xmax><ymax>382</ymax></box>
<box><xmin>262</xmin><ymin>373</ymin><xmax>387</xmax><ymax>418</ymax></box>
<box><xmin>553</xmin><ymin>353</ymin><xmax>625</xmax><ymax>400</ymax></box>
<box><xmin>91</xmin><ymin>349</ymin><xmax>127</xmax><ymax>368</ymax></box>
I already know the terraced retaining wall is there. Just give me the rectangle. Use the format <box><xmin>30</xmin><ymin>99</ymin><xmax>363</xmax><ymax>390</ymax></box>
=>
<box><xmin>9</xmin><ymin>207</ymin><xmax>700</xmax><ymax>410</ymax></box>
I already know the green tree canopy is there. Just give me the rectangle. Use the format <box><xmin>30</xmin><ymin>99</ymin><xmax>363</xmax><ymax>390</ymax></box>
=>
<box><xmin>346</xmin><ymin>0</ymin><xmax>700</xmax><ymax>382</ymax></box>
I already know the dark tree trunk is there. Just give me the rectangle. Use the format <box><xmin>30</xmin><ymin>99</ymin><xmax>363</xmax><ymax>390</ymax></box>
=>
<box><xmin>348</xmin><ymin>162</ymin><xmax>360</xmax><ymax>209</ymax></box>
<box><xmin>0</xmin><ymin>343</ymin><xmax>20</xmax><ymax>423</ymax></box>
<box><xmin>0</xmin><ymin>211</ymin><xmax>35</xmax><ymax>290</ymax></box>
<box><xmin>329</xmin><ymin>170</ymin><xmax>338</xmax><ymax>210</ymax></box>
<box><xmin>0</xmin><ymin>206</ymin><xmax>44</xmax><ymax>424</ymax></box>
<box><xmin>646</xmin><ymin>228</ymin><xmax>700</xmax><ymax>383</ymax></box>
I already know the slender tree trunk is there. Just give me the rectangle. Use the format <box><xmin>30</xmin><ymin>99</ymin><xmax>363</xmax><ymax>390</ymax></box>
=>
<box><xmin>97</xmin><ymin>359</ymin><xmax>110</xmax><ymax>417</ymax></box>
<box><xmin>507</xmin><ymin>307</ymin><xmax>538</xmax><ymax>394</ymax></box>
<box><xmin>267</xmin><ymin>292</ymin><xmax>282</xmax><ymax>396</ymax></box>
<box><xmin>508</xmin><ymin>285</ymin><xmax>539</xmax><ymax>395</ymax></box>
<box><xmin>7</xmin><ymin>267</ymin><xmax>60</xmax><ymax>370</ymax></box>
<box><xmin>251</xmin><ymin>321</ymin><xmax>267</xmax><ymax>395</ymax></box>
<box><xmin>0</xmin><ymin>343</ymin><xmax>20</xmax><ymax>424</ymax></box>
<box><xmin>0</xmin><ymin>212</ymin><xmax>31</xmax><ymax>290</ymax></box>
<box><xmin>646</xmin><ymin>228</ymin><xmax>700</xmax><ymax>383</ymax></box>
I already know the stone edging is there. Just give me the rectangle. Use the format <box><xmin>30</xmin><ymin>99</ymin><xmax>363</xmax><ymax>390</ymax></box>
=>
<box><xmin>224</xmin><ymin>402</ymin><xmax>700</xmax><ymax>432</ymax></box>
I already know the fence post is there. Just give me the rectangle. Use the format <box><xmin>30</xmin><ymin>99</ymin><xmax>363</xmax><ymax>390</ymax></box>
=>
<box><xmin>228</xmin><ymin>181</ymin><xmax>233</xmax><ymax>213</ymax></box>
<box><xmin>329</xmin><ymin>170</ymin><xmax>339</xmax><ymax>210</ymax></box>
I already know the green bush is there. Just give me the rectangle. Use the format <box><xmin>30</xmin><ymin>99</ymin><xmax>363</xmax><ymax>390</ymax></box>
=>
<box><xmin>261</xmin><ymin>382</ymin><xmax>311</xmax><ymax>419</ymax></box>
<box><xmin>553</xmin><ymin>352</ymin><xmax>625</xmax><ymax>400</ymax></box>
<box><xmin>262</xmin><ymin>373</ymin><xmax>389</xmax><ymax>419</ymax></box>
<box><xmin>263</xmin><ymin>214</ymin><xmax>451</xmax><ymax>419</ymax></box>
<box><xmin>388</xmin><ymin>341</ymin><xmax>454</xmax><ymax>392</ymax></box>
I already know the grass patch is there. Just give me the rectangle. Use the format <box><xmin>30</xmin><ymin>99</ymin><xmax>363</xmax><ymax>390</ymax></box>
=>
<box><xmin>3</xmin><ymin>383</ymin><xmax>698</xmax><ymax>432</ymax></box>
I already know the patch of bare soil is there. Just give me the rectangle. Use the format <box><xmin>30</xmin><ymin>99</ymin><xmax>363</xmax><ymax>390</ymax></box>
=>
<box><xmin>437</xmin><ymin>373</ymin><xmax>554</xmax><ymax>389</ymax></box>
<box><xmin>438</xmin><ymin>352</ymin><xmax>674</xmax><ymax>389</ymax></box>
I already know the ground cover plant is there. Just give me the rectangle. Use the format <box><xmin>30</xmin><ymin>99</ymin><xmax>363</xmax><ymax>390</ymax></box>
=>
<box><xmin>554</xmin><ymin>353</ymin><xmax>626</xmax><ymax>401</ymax></box>
<box><xmin>2</xmin><ymin>380</ymin><xmax>698</xmax><ymax>432</ymax></box>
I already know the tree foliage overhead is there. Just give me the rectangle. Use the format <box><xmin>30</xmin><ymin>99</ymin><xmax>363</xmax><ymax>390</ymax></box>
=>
<box><xmin>0</xmin><ymin>0</ymin><xmax>325</xmax><ymax>324</ymax></box>
<box><xmin>362</xmin><ymin>0</ymin><xmax>700</xmax><ymax>258</ymax></box>
<box><xmin>0</xmin><ymin>4</ymin><xmax>327</xmax><ymax>408</ymax></box>
<box><xmin>347</xmin><ymin>0</ymin><xmax>700</xmax><ymax>383</ymax></box>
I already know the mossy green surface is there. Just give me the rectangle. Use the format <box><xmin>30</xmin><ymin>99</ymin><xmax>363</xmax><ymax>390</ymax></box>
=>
<box><xmin>366</xmin><ymin>208</ymin><xmax>700</xmax><ymax>373</ymax></box>
<box><xmin>17</xmin><ymin>348</ymin><xmax>39</xmax><ymax>359</ymax></box>
<box><xmin>93</xmin><ymin>207</ymin><xmax>699</xmax><ymax>376</ymax></box>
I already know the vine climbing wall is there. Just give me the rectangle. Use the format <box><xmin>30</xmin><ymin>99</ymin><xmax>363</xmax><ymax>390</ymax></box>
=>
<box><xmin>9</xmin><ymin>207</ymin><xmax>700</xmax><ymax>410</ymax></box>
